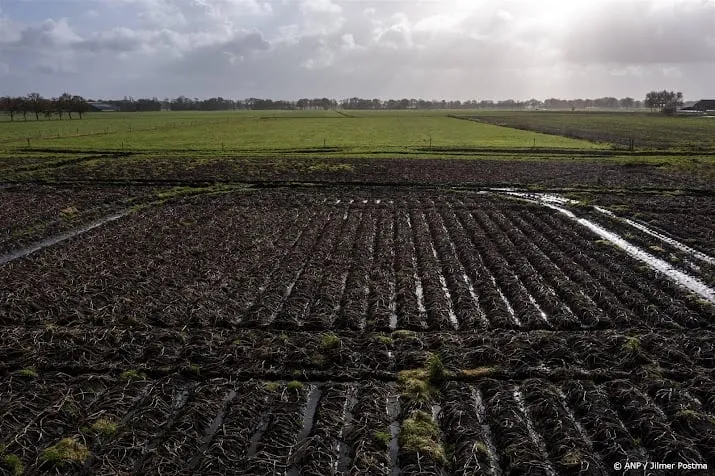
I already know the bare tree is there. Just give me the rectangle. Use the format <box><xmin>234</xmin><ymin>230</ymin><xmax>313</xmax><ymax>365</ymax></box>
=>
<box><xmin>26</xmin><ymin>92</ymin><xmax>46</xmax><ymax>120</ymax></box>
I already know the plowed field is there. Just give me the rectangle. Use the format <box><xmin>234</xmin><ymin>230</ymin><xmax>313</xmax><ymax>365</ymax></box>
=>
<box><xmin>1</xmin><ymin>186</ymin><xmax>713</xmax><ymax>475</ymax></box>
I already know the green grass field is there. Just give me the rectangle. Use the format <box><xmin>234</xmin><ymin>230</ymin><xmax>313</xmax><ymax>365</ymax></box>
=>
<box><xmin>2</xmin><ymin>110</ymin><xmax>714</xmax><ymax>184</ymax></box>
<box><xmin>0</xmin><ymin>110</ymin><xmax>602</xmax><ymax>155</ymax></box>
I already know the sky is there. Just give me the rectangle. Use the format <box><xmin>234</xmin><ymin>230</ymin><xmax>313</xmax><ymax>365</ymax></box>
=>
<box><xmin>0</xmin><ymin>0</ymin><xmax>714</xmax><ymax>100</ymax></box>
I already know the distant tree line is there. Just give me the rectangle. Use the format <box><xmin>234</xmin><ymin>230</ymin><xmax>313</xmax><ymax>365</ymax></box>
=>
<box><xmin>2</xmin><ymin>92</ymin><xmax>685</xmax><ymax>117</ymax></box>
<box><xmin>644</xmin><ymin>90</ymin><xmax>683</xmax><ymax>114</ymax></box>
<box><xmin>118</xmin><ymin>95</ymin><xmax>645</xmax><ymax>111</ymax></box>
<box><xmin>0</xmin><ymin>93</ymin><xmax>91</xmax><ymax>121</ymax></box>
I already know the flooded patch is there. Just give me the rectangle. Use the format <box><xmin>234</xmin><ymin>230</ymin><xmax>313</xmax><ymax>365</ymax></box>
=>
<box><xmin>188</xmin><ymin>389</ymin><xmax>237</xmax><ymax>471</ymax></box>
<box><xmin>471</xmin><ymin>387</ymin><xmax>501</xmax><ymax>476</ymax></box>
<box><xmin>246</xmin><ymin>413</ymin><xmax>272</xmax><ymax>458</ymax></box>
<box><xmin>492</xmin><ymin>276</ymin><xmax>522</xmax><ymax>326</ymax></box>
<box><xmin>527</xmin><ymin>293</ymin><xmax>549</xmax><ymax>324</ymax></box>
<box><xmin>336</xmin><ymin>386</ymin><xmax>358</xmax><ymax>474</ymax></box>
<box><xmin>426</xmin><ymin>231</ymin><xmax>459</xmax><ymax>329</ymax></box>
<box><xmin>498</xmin><ymin>192</ymin><xmax>715</xmax><ymax>305</ymax></box>
<box><xmin>594</xmin><ymin>206</ymin><xmax>715</xmax><ymax>266</ymax></box>
<box><xmin>406</xmin><ymin>214</ymin><xmax>428</xmax><ymax>324</ymax></box>
<box><xmin>387</xmin><ymin>393</ymin><xmax>401</xmax><ymax>476</ymax></box>
<box><xmin>0</xmin><ymin>211</ymin><xmax>129</xmax><ymax>266</ymax></box>
<box><xmin>298</xmin><ymin>385</ymin><xmax>322</xmax><ymax>440</ymax></box>
<box><xmin>513</xmin><ymin>388</ymin><xmax>557</xmax><ymax>476</ymax></box>
<box><xmin>286</xmin><ymin>385</ymin><xmax>323</xmax><ymax>476</ymax></box>
<box><xmin>570</xmin><ymin>210</ymin><xmax>715</xmax><ymax>304</ymax></box>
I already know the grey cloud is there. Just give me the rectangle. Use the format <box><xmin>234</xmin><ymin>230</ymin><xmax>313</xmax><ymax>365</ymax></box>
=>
<box><xmin>563</xmin><ymin>2</ymin><xmax>715</xmax><ymax>64</ymax></box>
<box><xmin>3</xmin><ymin>0</ymin><xmax>715</xmax><ymax>100</ymax></box>
<box><xmin>77</xmin><ymin>27</ymin><xmax>146</xmax><ymax>53</ymax></box>
<box><xmin>9</xmin><ymin>18</ymin><xmax>81</xmax><ymax>49</ymax></box>
<box><xmin>165</xmin><ymin>30</ymin><xmax>270</xmax><ymax>75</ymax></box>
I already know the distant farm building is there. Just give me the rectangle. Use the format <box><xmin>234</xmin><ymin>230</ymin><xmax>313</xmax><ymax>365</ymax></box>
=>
<box><xmin>682</xmin><ymin>100</ymin><xmax>715</xmax><ymax>112</ymax></box>
<box><xmin>88</xmin><ymin>102</ymin><xmax>119</xmax><ymax>112</ymax></box>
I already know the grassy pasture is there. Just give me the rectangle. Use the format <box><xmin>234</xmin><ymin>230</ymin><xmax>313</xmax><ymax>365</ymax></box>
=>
<box><xmin>0</xmin><ymin>109</ymin><xmax>602</xmax><ymax>155</ymax></box>
<box><xmin>465</xmin><ymin>111</ymin><xmax>715</xmax><ymax>150</ymax></box>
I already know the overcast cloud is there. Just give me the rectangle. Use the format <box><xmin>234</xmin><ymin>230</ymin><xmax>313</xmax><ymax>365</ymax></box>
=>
<box><xmin>0</xmin><ymin>0</ymin><xmax>714</xmax><ymax>100</ymax></box>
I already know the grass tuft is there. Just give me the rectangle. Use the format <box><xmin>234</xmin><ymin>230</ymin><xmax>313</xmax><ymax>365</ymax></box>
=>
<box><xmin>373</xmin><ymin>430</ymin><xmax>392</xmax><ymax>447</ymax></box>
<box><xmin>373</xmin><ymin>334</ymin><xmax>393</xmax><ymax>345</ymax></box>
<box><xmin>320</xmin><ymin>332</ymin><xmax>341</xmax><ymax>350</ymax></box>
<box><xmin>120</xmin><ymin>369</ymin><xmax>147</xmax><ymax>381</ymax></box>
<box><xmin>561</xmin><ymin>450</ymin><xmax>584</xmax><ymax>468</ymax></box>
<box><xmin>474</xmin><ymin>441</ymin><xmax>488</xmax><ymax>454</ymax></box>
<box><xmin>90</xmin><ymin>418</ymin><xmax>118</xmax><ymax>437</ymax></box>
<box><xmin>2</xmin><ymin>453</ymin><xmax>24</xmax><ymax>476</ymax></box>
<box><xmin>308</xmin><ymin>163</ymin><xmax>354</xmax><ymax>173</ymax></box>
<box><xmin>287</xmin><ymin>380</ymin><xmax>304</xmax><ymax>391</ymax></box>
<box><xmin>40</xmin><ymin>438</ymin><xmax>90</xmax><ymax>467</ymax></box>
<box><xmin>264</xmin><ymin>382</ymin><xmax>280</xmax><ymax>392</ymax></box>
<box><xmin>622</xmin><ymin>336</ymin><xmax>641</xmax><ymax>352</ymax></box>
<box><xmin>392</xmin><ymin>329</ymin><xmax>416</xmax><ymax>339</ymax></box>
<box><xmin>59</xmin><ymin>206</ymin><xmax>79</xmax><ymax>220</ymax></box>
<box><xmin>426</xmin><ymin>353</ymin><xmax>447</xmax><ymax>385</ymax></box>
<box><xmin>402</xmin><ymin>378</ymin><xmax>432</xmax><ymax>402</ymax></box>
<box><xmin>399</xmin><ymin>411</ymin><xmax>446</xmax><ymax>463</ymax></box>
<box><xmin>17</xmin><ymin>368</ymin><xmax>38</xmax><ymax>378</ymax></box>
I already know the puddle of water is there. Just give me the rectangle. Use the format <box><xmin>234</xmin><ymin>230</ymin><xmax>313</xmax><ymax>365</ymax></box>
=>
<box><xmin>286</xmin><ymin>385</ymin><xmax>323</xmax><ymax>476</ymax></box>
<box><xmin>246</xmin><ymin>414</ymin><xmax>272</xmax><ymax>457</ymax></box>
<box><xmin>245</xmin><ymin>211</ymin><xmax>317</xmax><ymax>315</ymax></box>
<box><xmin>513</xmin><ymin>388</ymin><xmax>557</xmax><ymax>476</ymax></box>
<box><xmin>336</xmin><ymin>386</ymin><xmax>358</xmax><ymax>474</ymax></box>
<box><xmin>389</xmin><ymin>282</ymin><xmax>398</xmax><ymax>330</ymax></box>
<box><xmin>437</xmin><ymin>274</ymin><xmax>459</xmax><ymax>329</ymax></box>
<box><xmin>188</xmin><ymin>389</ymin><xmax>237</xmax><ymax>470</ymax></box>
<box><xmin>0</xmin><ymin>211</ymin><xmax>129</xmax><ymax>266</ymax></box>
<box><xmin>572</xmin><ymin>211</ymin><xmax>715</xmax><ymax>304</ymax></box>
<box><xmin>387</xmin><ymin>394</ymin><xmax>401</xmax><ymax>476</ymax></box>
<box><xmin>501</xmin><ymin>193</ymin><xmax>715</xmax><ymax>305</ymax></box>
<box><xmin>270</xmin><ymin>214</ymin><xmax>337</xmax><ymax>325</ymax></box>
<box><xmin>173</xmin><ymin>388</ymin><xmax>190</xmax><ymax>410</ymax></box>
<box><xmin>431</xmin><ymin>404</ymin><xmax>442</xmax><ymax>420</ymax></box>
<box><xmin>298</xmin><ymin>385</ymin><xmax>322</xmax><ymax>439</ymax></box>
<box><xmin>526</xmin><ymin>293</ymin><xmax>549</xmax><ymax>324</ymax></box>
<box><xmin>554</xmin><ymin>388</ymin><xmax>604</xmax><ymax>470</ymax></box>
<box><xmin>471</xmin><ymin>387</ymin><xmax>501</xmax><ymax>476</ymax></box>
<box><xmin>596</xmin><ymin>207</ymin><xmax>715</xmax><ymax>266</ymax></box>
<box><xmin>203</xmin><ymin>389</ymin><xmax>236</xmax><ymax>439</ymax></box>
<box><xmin>463</xmin><ymin>273</ymin><xmax>489</xmax><ymax>326</ymax></box>
<box><xmin>423</xmin><ymin>217</ymin><xmax>459</xmax><ymax>329</ymax></box>
<box><xmin>491</xmin><ymin>276</ymin><xmax>522</xmax><ymax>326</ymax></box>
<box><xmin>406</xmin><ymin>214</ymin><xmax>428</xmax><ymax>322</ymax></box>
